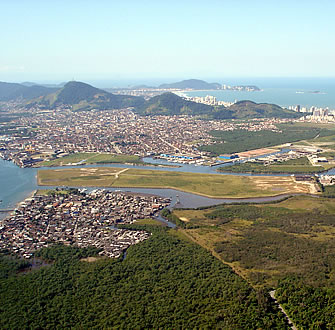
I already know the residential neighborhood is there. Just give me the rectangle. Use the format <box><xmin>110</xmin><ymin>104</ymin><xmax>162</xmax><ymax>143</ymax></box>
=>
<box><xmin>0</xmin><ymin>105</ymin><xmax>291</xmax><ymax>167</ymax></box>
<box><xmin>0</xmin><ymin>189</ymin><xmax>170</xmax><ymax>258</ymax></box>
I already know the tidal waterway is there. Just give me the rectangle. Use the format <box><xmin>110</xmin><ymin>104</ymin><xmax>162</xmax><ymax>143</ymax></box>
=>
<box><xmin>1</xmin><ymin>156</ymin><xmax>333</xmax><ymax>220</ymax></box>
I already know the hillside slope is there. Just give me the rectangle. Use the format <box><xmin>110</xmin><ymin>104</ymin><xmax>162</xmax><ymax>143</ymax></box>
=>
<box><xmin>136</xmin><ymin>93</ymin><xmax>301</xmax><ymax>119</ymax></box>
<box><xmin>227</xmin><ymin>100</ymin><xmax>300</xmax><ymax>119</ymax></box>
<box><xmin>135</xmin><ymin>92</ymin><xmax>214</xmax><ymax>115</ymax></box>
<box><xmin>28</xmin><ymin>81</ymin><xmax>145</xmax><ymax>111</ymax></box>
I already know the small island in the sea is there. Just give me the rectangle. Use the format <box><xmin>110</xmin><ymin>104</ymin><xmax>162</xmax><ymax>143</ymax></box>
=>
<box><xmin>296</xmin><ymin>90</ymin><xmax>326</xmax><ymax>94</ymax></box>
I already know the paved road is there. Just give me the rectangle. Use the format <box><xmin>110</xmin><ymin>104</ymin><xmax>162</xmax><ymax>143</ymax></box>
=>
<box><xmin>270</xmin><ymin>290</ymin><xmax>297</xmax><ymax>330</ymax></box>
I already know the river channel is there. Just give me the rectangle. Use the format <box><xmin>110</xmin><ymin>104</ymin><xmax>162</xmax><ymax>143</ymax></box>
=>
<box><xmin>1</xmin><ymin>156</ymin><xmax>334</xmax><ymax>220</ymax></box>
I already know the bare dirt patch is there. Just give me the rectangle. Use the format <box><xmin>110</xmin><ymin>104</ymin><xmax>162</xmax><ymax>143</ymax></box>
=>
<box><xmin>252</xmin><ymin>176</ymin><xmax>313</xmax><ymax>194</ymax></box>
<box><xmin>81</xmin><ymin>257</ymin><xmax>100</xmax><ymax>263</ymax></box>
<box><xmin>238</xmin><ymin>148</ymin><xmax>278</xmax><ymax>158</ymax></box>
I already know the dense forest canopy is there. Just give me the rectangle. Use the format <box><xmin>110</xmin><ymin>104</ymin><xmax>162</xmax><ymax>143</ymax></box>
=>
<box><xmin>0</xmin><ymin>225</ymin><xmax>287</xmax><ymax>328</ymax></box>
<box><xmin>201</xmin><ymin>124</ymin><xmax>335</xmax><ymax>155</ymax></box>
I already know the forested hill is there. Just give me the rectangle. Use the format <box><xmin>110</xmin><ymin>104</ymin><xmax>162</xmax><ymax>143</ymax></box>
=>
<box><xmin>159</xmin><ymin>79</ymin><xmax>221</xmax><ymax>90</ymax></box>
<box><xmin>227</xmin><ymin>100</ymin><xmax>301</xmax><ymax>119</ymax></box>
<box><xmin>135</xmin><ymin>92</ymin><xmax>214</xmax><ymax>115</ymax></box>
<box><xmin>16</xmin><ymin>80</ymin><xmax>301</xmax><ymax>119</ymax></box>
<box><xmin>27</xmin><ymin>81</ymin><xmax>145</xmax><ymax>111</ymax></box>
<box><xmin>0</xmin><ymin>81</ymin><xmax>58</xmax><ymax>101</ymax></box>
<box><xmin>136</xmin><ymin>92</ymin><xmax>301</xmax><ymax>119</ymax></box>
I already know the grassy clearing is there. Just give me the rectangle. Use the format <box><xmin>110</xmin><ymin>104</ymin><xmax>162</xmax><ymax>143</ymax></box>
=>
<box><xmin>173</xmin><ymin>209</ymin><xmax>208</xmax><ymax>222</ymax></box>
<box><xmin>255</xmin><ymin>195</ymin><xmax>335</xmax><ymax>212</ymax></box>
<box><xmin>173</xmin><ymin>195</ymin><xmax>335</xmax><ymax>289</ymax></box>
<box><xmin>38</xmin><ymin>167</ymin><xmax>120</xmax><ymax>185</ymax></box>
<box><xmin>134</xmin><ymin>218</ymin><xmax>165</xmax><ymax>226</ymax></box>
<box><xmin>221</xmin><ymin>161</ymin><xmax>327</xmax><ymax>174</ymax></box>
<box><xmin>38</xmin><ymin>167</ymin><xmax>316</xmax><ymax>198</ymax></box>
<box><xmin>297</xmin><ymin>126</ymin><xmax>335</xmax><ymax>150</ymax></box>
<box><xmin>39</xmin><ymin>152</ymin><xmax>143</xmax><ymax>166</ymax></box>
<box><xmin>221</xmin><ymin>155</ymin><xmax>335</xmax><ymax>174</ymax></box>
<box><xmin>285</xmin><ymin>122</ymin><xmax>335</xmax><ymax>129</ymax></box>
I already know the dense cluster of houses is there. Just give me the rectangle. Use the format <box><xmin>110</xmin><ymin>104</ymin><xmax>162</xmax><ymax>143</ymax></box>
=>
<box><xmin>0</xmin><ymin>106</ymin><xmax>291</xmax><ymax>167</ymax></box>
<box><xmin>0</xmin><ymin>189</ymin><xmax>170</xmax><ymax>258</ymax></box>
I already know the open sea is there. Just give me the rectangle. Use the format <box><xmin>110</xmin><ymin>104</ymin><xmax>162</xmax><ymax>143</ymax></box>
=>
<box><xmin>182</xmin><ymin>77</ymin><xmax>335</xmax><ymax>109</ymax></box>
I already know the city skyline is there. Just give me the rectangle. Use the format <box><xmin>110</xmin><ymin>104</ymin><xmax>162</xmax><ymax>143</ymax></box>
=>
<box><xmin>1</xmin><ymin>0</ymin><xmax>335</xmax><ymax>82</ymax></box>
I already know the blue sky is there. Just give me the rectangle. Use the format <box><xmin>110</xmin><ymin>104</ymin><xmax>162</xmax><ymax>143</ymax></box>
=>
<box><xmin>1</xmin><ymin>0</ymin><xmax>335</xmax><ymax>84</ymax></box>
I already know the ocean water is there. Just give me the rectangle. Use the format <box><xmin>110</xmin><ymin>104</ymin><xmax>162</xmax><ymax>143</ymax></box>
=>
<box><xmin>183</xmin><ymin>77</ymin><xmax>335</xmax><ymax>109</ymax></box>
<box><xmin>86</xmin><ymin>77</ymin><xmax>335</xmax><ymax>109</ymax></box>
<box><xmin>0</xmin><ymin>159</ymin><xmax>37</xmax><ymax>210</ymax></box>
<box><xmin>185</xmin><ymin>88</ymin><xmax>334</xmax><ymax>109</ymax></box>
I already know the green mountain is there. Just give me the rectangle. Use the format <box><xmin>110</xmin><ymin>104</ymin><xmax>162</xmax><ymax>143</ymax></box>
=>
<box><xmin>227</xmin><ymin>100</ymin><xmax>301</xmax><ymax>119</ymax></box>
<box><xmin>28</xmin><ymin>81</ymin><xmax>145</xmax><ymax>111</ymax></box>
<box><xmin>159</xmin><ymin>79</ymin><xmax>221</xmax><ymax>90</ymax></box>
<box><xmin>0</xmin><ymin>81</ymin><xmax>58</xmax><ymax>101</ymax></box>
<box><xmin>136</xmin><ymin>92</ymin><xmax>214</xmax><ymax>115</ymax></box>
<box><xmin>136</xmin><ymin>93</ymin><xmax>301</xmax><ymax>119</ymax></box>
<box><xmin>23</xmin><ymin>82</ymin><xmax>300</xmax><ymax>119</ymax></box>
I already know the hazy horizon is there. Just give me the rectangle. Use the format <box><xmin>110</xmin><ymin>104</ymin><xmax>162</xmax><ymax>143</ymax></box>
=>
<box><xmin>3</xmin><ymin>76</ymin><xmax>334</xmax><ymax>90</ymax></box>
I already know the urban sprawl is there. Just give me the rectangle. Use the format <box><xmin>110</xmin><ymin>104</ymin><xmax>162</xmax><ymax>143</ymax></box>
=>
<box><xmin>1</xmin><ymin>103</ymin><xmax>294</xmax><ymax>168</ymax></box>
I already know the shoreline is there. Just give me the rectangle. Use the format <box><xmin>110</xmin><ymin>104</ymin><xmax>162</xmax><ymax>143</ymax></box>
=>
<box><xmin>0</xmin><ymin>190</ymin><xmax>37</xmax><ymax>222</ymax></box>
<box><xmin>13</xmin><ymin>189</ymin><xmax>37</xmax><ymax>210</ymax></box>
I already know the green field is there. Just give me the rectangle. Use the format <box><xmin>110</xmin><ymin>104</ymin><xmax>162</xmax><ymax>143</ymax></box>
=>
<box><xmin>38</xmin><ymin>167</ymin><xmax>316</xmax><ymax>198</ymax></box>
<box><xmin>133</xmin><ymin>218</ymin><xmax>165</xmax><ymax>226</ymax></box>
<box><xmin>220</xmin><ymin>157</ymin><xmax>331</xmax><ymax>174</ymax></box>
<box><xmin>39</xmin><ymin>152</ymin><xmax>143</xmax><ymax>167</ymax></box>
<box><xmin>174</xmin><ymin>194</ymin><xmax>335</xmax><ymax>287</ymax></box>
<box><xmin>172</xmin><ymin>195</ymin><xmax>335</xmax><ymax>328</ymax></box>
<box><xmin>292</xmin><ymin>123</ymin><xmax>335</xmax><ymax>150</ymax></box>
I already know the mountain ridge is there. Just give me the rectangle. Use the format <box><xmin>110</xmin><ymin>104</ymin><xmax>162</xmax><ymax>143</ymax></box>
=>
<box><xmin>135</xmin><ymin>92</ymin><xmax>213</xmax><ymax>115</ymax></box>
<box><xmin>1</xmin><ymin>80</ymin><xmax>301</xmax><ymax>119</ymax></box>
<box><xmin>227</xmin><ymin>100</ymin><xmax>300</xmax><ymax>119</ymax></box>
<box><xmin>0</xmin><ymin>81</ymin><xmax>59</xmax><ymax>101</ymax></box>
<box><xmin>135</xmin><ymin>93</ymin><xmax>301</xmax><ymax>119</ymax></box>
<box><xmin>27</xmin><ymin>81</ymin><xmax>145</xmax><ymax>111</ymax></box>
